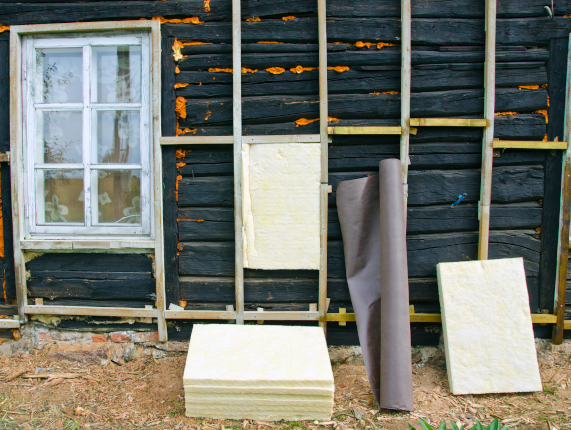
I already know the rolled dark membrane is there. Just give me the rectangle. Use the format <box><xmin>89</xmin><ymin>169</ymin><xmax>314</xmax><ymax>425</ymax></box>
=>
<box><xmin>336</xmin><ymin>174</ymin><xmax>382</xmax><ymax>407</ymax></box>
<box><xmin>378</xmin><ymin>159</ymin><xmax>414</xmax><ymax>411</ymax></box>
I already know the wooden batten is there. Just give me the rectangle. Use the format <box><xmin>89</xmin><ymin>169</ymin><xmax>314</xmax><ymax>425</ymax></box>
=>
<box><xmin>478</xmin><ymin>0</ymin><xmax>497</xmax><ymax>260</ymax></box>
<box><xmin>328</xmin><ymin>126</ymin><xmax>402</xmax><ymax>135</ymax></box>
<box><xmin>165</xmin><ymin>310</ymin><xmax>237</xmax><ymax>320</ymax></box>
<box><xmin>24</xmin><ymin>305</ymin><xmax>158</xmax><ymax>318</ymax></box>
<box><xmin>232</xmin><ymin>0</ymin><xmax>244</xmax><ymax>325</ymax></box>
<box><xmin>0</xmin><ymin>319</ymin><xmax>20</xmax><ymax>329</ymax></box>
<box><xmin>492</xmin><ymin>139</ymin><xmax>568</xmax><ymax>150</ymax></box>
<box><xmin>410</xmin><ymin>118</ymin><xmax>489</xmax><ymax>127</ymax></box>
<box><xmin>401</xmin><ymin>0</ymin><xmax>411</xmax><ymax>216</ymax></box>
<box><xmin>244</xmin><ymin>311</ymin><xmax>320</xmax><ymax>321</ymax></box>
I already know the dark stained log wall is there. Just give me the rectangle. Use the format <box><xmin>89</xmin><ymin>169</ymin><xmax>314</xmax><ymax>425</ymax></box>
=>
<box><xmin>0</xmin><ymin>0</ymin><xmax>565</xmax><ymax>344</ymax></box>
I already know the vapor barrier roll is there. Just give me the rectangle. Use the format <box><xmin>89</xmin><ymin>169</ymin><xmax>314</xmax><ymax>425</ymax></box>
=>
<box><xmin>378</xmin><ymin>159</ymin><xmax>414</xmax><ymax>411</ymax></box>
<box><xmin>336</xmin><ymin>158</ymin><xmax>414</xmax><ymax>412</ymax></box>
<box><xmin>336</xmin><ymin>175</ymin><xmax>381</xmax><ymax>407</ymax></box>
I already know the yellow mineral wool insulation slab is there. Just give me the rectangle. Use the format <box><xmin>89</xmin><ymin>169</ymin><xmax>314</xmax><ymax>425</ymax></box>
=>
<box><xmin>184</xmin><ymin>398</ymin><xmax>333</xmax><ymax>407</ymax></box>
<box><xmin>437</xmin><ymin>258</ymin><xmax>542</xmax><ymax>395</ymax></box>
<box><xmin>184</xmin><ymin>408</ymin><xmax>332</xmax><ymax>421</ymax></box>
<box><xmin>242</xmin><ymin>143</ymin><xmax>321</xmax><ymax>270</ymax></box>
<box><xmin>183</xmin><ymin>325</ymin><xmax>334</xmax><ymax>388</ymax></box>
<box><xmin>184</xmin><ymin>392</ymin><xmax>332</xmax><ymax>401</ymax></box>
<box><xmin>184</xmin><ymin>385</ymin><xmax>334</xmax><ymax>396</ymax></box>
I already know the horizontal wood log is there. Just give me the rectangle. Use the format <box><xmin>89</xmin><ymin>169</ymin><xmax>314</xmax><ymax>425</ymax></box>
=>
<box><xmin>177</xmin><ymin>48</ymin><xmax>548</xmax><ymax>71</ymax></box>
<box><xmin>186</xmin><ymin>113</ymin><xmax>546</xmax><ymax>139</ymax></box>
<box><xmin>176</xmin><ymin>64</ymin><xmax>547</xmax><ymax>98</ymax></box>
<box><xmin>164</xmin><ymin>17</ymin><xmax>571</xmax><ymax>46</ymax></box>
<box><xmin>27</xmin><ymin>278</ymin><xmax>156</xmax><ymax>300</ymax></box>
<box><xmin>178</xmin><ymin>202</ymin><xmax>542</xmax><ymax>241</ymax></box>
<box><xmin>328</xmin><ymin>165</ymin><xmax>544</xmax><ymax>207</ymax></box>
<box><xmin>177</xmin><ymin>165</ymin><xmax>544</xmax><ymax>208</ymax></box>
<box><xmin>178</xmin><ymin>231</ymin><xmax>541</xmax><ymax>278</ymax></box>
<box><xmin>180</xmin><ymin>88</ymin><xmax>547</xmax><ymax>127</ymax></box>
<box><xmin>26</xmin><ymin>254</ymin><xmax>153</xmax><ymax>277</ymax></box>
<box><xmin>179</xmin><ymin>276</ymin><xmax>441</xmax><ymax>303</ymax></box>
<box><xmin>29</xmin><ymin>299</ymin><xmax>155</xmax><ymax>308</ymax></box>
<box><xmin>0</xmin><ymin>305</ymin><xmax>17</xmax><ymax>316</ymax></box>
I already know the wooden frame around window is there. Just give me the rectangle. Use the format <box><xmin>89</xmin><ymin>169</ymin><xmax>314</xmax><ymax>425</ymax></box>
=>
<box><xmin>9</xmin><ymin>20</ymin><xmax>167</xmax><ymax>341</ymax></box>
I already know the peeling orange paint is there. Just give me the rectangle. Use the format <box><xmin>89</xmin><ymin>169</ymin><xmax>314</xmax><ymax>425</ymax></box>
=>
<box><xmin>258</xmin><ymin>41</ymin><xmax>284</xmax><ymax>44</ymax></box>
<box><xmin>172</xmin><ymin>38</ymin><xmax>184</xmax><ymax>62</ymax></box>
<box><xmin>204</xmin><ymin>110</ymin><xmax>212</xmax><ymax>121</ymax></box>
<box><xmin>175</xmin><ymin>66</ymin><xmax>180</xmax><ymax>74</ymax></box>
<box><xmin>327</xmin><ymin>66</ymin><xmax>350</xmax><ymax>73</ymax></box>
<box><xmin>369</xmin><ymin>91</ymin><xmax>399</xmax><ymax>95</ymax></box>
<box><xmin>543</xmin><ymin>133</ymin><xmax>548</xmax><ymax>141</ymax></box>
<box><xmin>282</xmin><ymin>16</ymin><xmax>296</xmax><ymax>21</ymax></box>
<box><xmin>0</xmin><ymin>26</ymin><xmax>9</xmax><ymax>33</ymax></box>
<box><xmin>209</xmin><ymin>68</ymin><xmax>233</xmax><ymax>73</ymax></box>
<box><xmin>519</xmin><ymin>85</ymin><xmax>540</xmax><ymax>90</ymax></box>
<box><xmin>534</xmin><ymin>109</ymin><xmax>549</xmax><ymax>124</ymax></box>
<box><xmin>176</xmin><ymin>127</ymin><xmax>197</xmax><ymax>136</ymax></box>
<box><xmin>175</xmin><ymin>149</ymin><xmax>189</xmax><ymax>159</ymax></box>
<box><xmin>290</xmin><ymin>65</ymin><xmax>317</xmax><ymax>74</ymax></box>
<box><xmin>203</xmin><ymin>0</ymin><xmax>210</xmax><ymax>12</ymax></box>
<box><xmin>175</xmin><ymin>175</ymin><xmax>183</xmax><ymax>201</ymax></box>
<box><xmin>295</xmin><ymin>118</ymin><xmax>319</xmax><ymax>127</ymax></box>
<box><xmin>266</xmin><ymin>67</ymin><xmax>285</xmax><ymax>74</ymax></box>
<box><xmin>152</xmin><ymin>16</ymin><xmax>204</xmax><ymax>24</ymax></box>
<box><xmin>176</xmin><ymin>162</ymin><xmax>187</xmax><ymax>168</ymax></box>
<box><xmin>495</xmin><ymin>111</ymin><xmax>519</xmax><ymax>116</ymax></box>
<box><xmin>370</xmin><ymin>92</ymin><xmax>381</xmax><ymax>95</ymax></box>
<box><xmin>355</xmin><ymin>41</ymin><xmax>375</xmax><ymax>49</ymax></box>
<box><xmin>177</xmin><ymin>218</ymin><xmax>205</xmax><ymax>222</ymax></box>
<box><xmin>328</xmin><ymin>117</ymin><xmax>340</xmax><ymax>122</ymax></box>
<box><xmin>175</xmin><ymin>96</ymin><xmax>187</xmax><ymax>119</ymax></box>
<box><xmin>377</xmin><ymin>42</ymin><xmax>397</xmax><ymax>49</ymax></box>
<box><xmin>174</xmin><ymin>83</ymin><xmax>189</xmax><ymax>89</ymax></box>
<box><xmin>179</xmin><ymin>300</ymin><xmax>188</xmax><ymax>308</ymax></box>
<box><xmin>241</xmin><ymin>68</ymin><xmax>258</xmax><ymax>74</ymax></box>
<box><xmin>246</xmin><ymin>17</ymin><xmax>261</xmax><ymax>22</ymax></box>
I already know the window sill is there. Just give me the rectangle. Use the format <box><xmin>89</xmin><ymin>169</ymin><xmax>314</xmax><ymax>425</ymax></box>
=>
<box><xmin>20</xmin><ymin>239</ymin><xmax>155</xmax><ymax>251</ymax></box>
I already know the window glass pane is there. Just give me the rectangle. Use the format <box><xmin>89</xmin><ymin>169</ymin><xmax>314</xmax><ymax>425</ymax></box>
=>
<box><xmin>93</xmin><ymin>110</ymin><xmax>141</xmax><ymax>164</ymax></box>
<box><xmin>93</xmin><ymin>46</ymin><xmax>141</xmax><ymax>103</ymax></box>
<box><xmin>96</xmin><ymin>169</ymin><xmax>141</xmax><ymax>224</ymax></box>
<box><xmin>38</xmin><ymin>169</ymin><xmax>84</xmax><ymax>224</ymax></box>
<box><xmin>36</xmin><ymin>111</ymin><xmax>83</xmax><ymax>164</ymax></box>
<box><xmin>36</xmin><ymin>48</ymin><xmax>83</xmax><ymax>104</ymax></box>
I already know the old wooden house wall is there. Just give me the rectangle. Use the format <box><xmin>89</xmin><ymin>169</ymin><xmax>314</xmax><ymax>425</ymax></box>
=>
<box><xmin>0</xmin><ymin>0</ymin><xmax>570</xmax><ymax>342</ymax></box>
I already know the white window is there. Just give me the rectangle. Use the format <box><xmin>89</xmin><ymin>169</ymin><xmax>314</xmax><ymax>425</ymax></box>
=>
<box><xmin>21</xmin><ymin>31</ymin><xmax>152</xmax><ymax>237</ymax></box>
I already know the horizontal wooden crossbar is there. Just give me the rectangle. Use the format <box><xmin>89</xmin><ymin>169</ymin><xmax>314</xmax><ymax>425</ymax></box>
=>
<box><xmin>326</xmin><ymin>312</ymin><xmax>560</xmax><ymax>325</ymax></box>
<box><xmin>410</xmin><ymin>118</ymin><xmax>489</xmax><ymax>127</ymax></box>
<box><xmin>327</xmin><ymin>126</ymin><xmax>402</xmax><ymax>135</ymax></box>
<box><xmin>160</xmin><ymin>135</ymin><xmax>321</xmax><ymax>145</ymax></box>
<box><xmin>20</xmin><ymin>240</ymin><xmax>155</xmax><ymax>251</ymax></box>
<box><xmin>0</xmin><ymin>319</ymin><xmax>20</xmax><ymax>329</ymax></box>
<box><xmin>492</xmin><ymin>139</ymin><xmax>568</xmax><ymax>150</ymax></box>
<box><xmin>165</xmin><ymin>310</ymin><xmax>236</xmax><ymax>319</ymax></box>
<box><xmin>164</xmin><ymin>310</ymin><xmax>320</xmax><ymax>321</ymax></box>
<box><xmin>24</xmin><ymin>305</ymin><xmax>157</xmax><ymax>318</ymax></box>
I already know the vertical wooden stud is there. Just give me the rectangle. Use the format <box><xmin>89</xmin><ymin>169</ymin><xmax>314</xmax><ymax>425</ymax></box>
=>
<box><xmin>400</xmin><ymin>0</ymin><xmax>411</xmax><ymax>214</ymax></box>
<box><xmin>232</xmin><ymin>0</ymin><xmax>244</xmax><ymax>325</ymax></box>
<box><xmin>478</xmin><ymin>0</ymin><xmax>497</xmax><ymax>260</ymax></box>
<box><xmin>317</xmin><ymin>0</ymin><xmax>328</xmax><ymax>333</ymax></box>
<box><xmin>553</xmin><ymin>38</ymin><xmax>571</xmax><ymax>344</ymax></box>
<box><xmin>150</xmin><ymin>21</ymin><xmax>168</xmax><ymax>341</ymax></box>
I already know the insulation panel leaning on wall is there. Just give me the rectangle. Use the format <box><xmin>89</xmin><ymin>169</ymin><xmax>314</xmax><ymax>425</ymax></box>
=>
<box><xmin>242</xmin><ymin>143</ymin><xmax>321</xmax><ymax>270</ymax></box>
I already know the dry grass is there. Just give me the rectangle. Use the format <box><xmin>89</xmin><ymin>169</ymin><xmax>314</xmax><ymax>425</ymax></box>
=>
<box><xmin>0</xmin><ymin>344</ymin><xmax>569</xmax><ymax>429</ymax></box>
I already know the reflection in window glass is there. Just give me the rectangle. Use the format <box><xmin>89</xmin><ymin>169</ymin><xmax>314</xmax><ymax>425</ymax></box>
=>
<box><xmin>93</xmin><ymin>110</ymin><xmax>141</xmax><ymax>164</ymax></box>
<box><xmin>93</xmin><ymin>46</ymin><xmax>141</xmax><ymax>103</ymax></box>
<box><xmin>38</xmin><ymin>169</ymin><xmax>84</xmax><ymax>224</ymax></box>
<box><xmin>96</xmin><ymin>170</ymin><xmax>141</xmax><ymax>224</ymax></box>
<box><xmin>36</xmin><ymin>48</ymin><xmax>83</xmax><ymax>104</ymax></box>
<box><xmin>36</xmin><ymin>111</ymin><xmax>83</xmax><ymax>164</ymax></box>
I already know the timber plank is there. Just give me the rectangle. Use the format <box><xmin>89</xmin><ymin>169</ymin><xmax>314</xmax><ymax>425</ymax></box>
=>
<box><xmin>26</xmin><ymin>254</ymin><xmax>153</xmax><ymax>274</ymax></box>
<box><xmin>176</xmin><ymin>65</ymin><xmax>547</xmax><ymax>98</ymax></box>
<box><xmin>178</xmin><ymin>231</ymin><xmax>541</xmax><ymax>279</ymax></box>
<box><xmin>180</xmin><ymin>88</ymin><xmax>547</xmax><ymax>127</ymax></box>
<box><xmin>27</xmin><ymin>279</ymin><xmax>156</xmax><ymax>300</ymax></box>
<box><xmin>177</xmin><ymin>166</ymin><xmax>544</xmax><ymax>208</ymax></box>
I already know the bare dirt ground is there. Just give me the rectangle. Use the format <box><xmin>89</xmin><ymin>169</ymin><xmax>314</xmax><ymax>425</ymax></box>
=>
<box><xmin>0</xmin><ymin>343</ymin><xmax>569</xmax><ymax>430</ymax></box>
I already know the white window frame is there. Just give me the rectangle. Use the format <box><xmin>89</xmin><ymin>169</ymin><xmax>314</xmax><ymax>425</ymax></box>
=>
<box><xmin>22</xmin><ymin>31</ymin><xmax>152</xmax><ymax>238</ymax></box>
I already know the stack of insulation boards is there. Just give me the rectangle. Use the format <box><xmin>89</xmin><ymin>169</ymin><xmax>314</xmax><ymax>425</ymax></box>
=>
<box><xmin>183</xmin><ymin>324</ymin><xmax>334</xmax><ymax>421</ymax></box>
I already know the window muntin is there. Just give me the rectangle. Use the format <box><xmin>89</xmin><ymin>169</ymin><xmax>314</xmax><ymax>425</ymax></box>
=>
<box><xmin>23</xmin><ymin>33</ymin><xmax>152</xmax><ymax>237</ymax></box>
